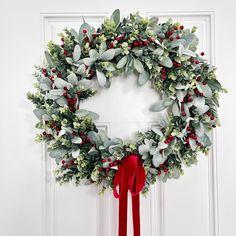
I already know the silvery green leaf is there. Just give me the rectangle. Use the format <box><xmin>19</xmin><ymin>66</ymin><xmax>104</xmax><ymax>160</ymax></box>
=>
<box><xmin>114</xmin><ymin>48</ymin><xmax>122</xmax><ymax>56</ymax></box>
<box><xmin>137</xmin><ymin>70</ymin><xmax>149</xmax><ymax>86</ymax></box>
<box><xmin>99</xmin><ymin>49</ymin><xmax>116</xmax><ymax>61</ymax></box>
<box><xmin>56</xmin><ymin>97</ymin><xmax>67</xmax><ymax>106</ymax></box>
<box><xmin>67</xmin><ymin>73</ymin><xmax>78</xmax><ymax>85</ymax></box>
<box><xmin>172</xmin><ymin>101</ymin><xmax>180</xmax><ymax>116</ymax></box>
<box><xmin>196</xmin><ymin>82</ymin><xmax>212</xmax><ymax>98</ymax></box>
<box><xmin>193</xmin><ymin>96</ymin><xmax>205</xmax><ymax>107</ymax></box>
<box><xmin>198</xmin><ymin>134</ymin><xmax>211</xmax><ymax>147</ymax></box>
<box><xmin>98</xmin><ymin>129</ymin><xmax>109</xmax><ymax>143</ymax></box>
<box><xmin>47</xmin><ymin>89</ymin><xmax>64</xmax><ymax>100</ymax></box>
<box><xmin>70</xmin><ymin>28</ymin><xmax>79</xmax><ymax>43</ymax></box>
<box><xmin>125</xmin><ymin>58</ymin><xmax>134</xmax><ymax>74</ymax></box>
<box><xmin>88</xmin><ymin>111</ymin><xmax>99</xmax><ymax>120</ymax></box>
<box><xmin>33</xmin><ymin>109</ymin><xmax>46</xmax><ymax>120</ymax></box>
<box><xmin>134</xmin><ymin>59</ymin><xmax>144</xmax><ymax>73</ymax></box>
<box><xmin>157</xmin><ymin>141</ymin><xmax>168</xmax><ymax>149</ymax></box>
<box><xmin>152</xmin><ymin>152</ymin><xmax>166</xmax><ymax>167</ymax></box>
<box><xmin>182</xmin><ymin>49</ymin><xmax>196</xmax><ymax>57</ymax></box>
<box><xmin>134</xmin><ymin>49</ymin><xmax>143</xmax><ymax>57</ymax></box>
<box><xmin>82</xmin><ymin>58</ymin><xmax>95</xmax><ymax>66</ymax></box>
<box><xmin>89</xmin><ymin>49</ymin><xmax>99</xmax><ymax>60</ymax></box>
<box><xmin>88</xmin><ymin>147</ymin><xmax>98</xmax><ymax>155</ymax></box>
<box><xmin>54</xmin><ymin>77</ymin><xmax>69</xmax><ymax>89</ymax></box>
<box><xmin>79</xmin><ymin>22</ymin><xmax>92</xmax><ymax>43</ymax></box>
<box><xmin>99</xmin><ymin>41</ymin><xmax>107</xmax><ymax>54</ymax></box>
<box><xmin>103</xmin><ymin>63</ymin><xmax>116</xmax><ymax>72</ymax></box>
<box><xmin>73</xmin><ymin>45</ymin><xmax>81</xmax><ymax>62</ymax></box>
<box><xmin>181</xmin><ymin>104</ymin><xmax>190</xmax><ymax>120</ymax></box>
<box><xmin>163</xmin><ymin>97</ymin><xmax>174</xmax><ymax>106</ymax></box>
<box><xmin>87</xmin><ymin>131</ymin><xmax>102</xmax><ymax>145</ymax></box>
<box><xmin>171</xmin><ymin>168</ymin><xmax>180</xmax><ymax>179</ymax></box>
<box><xmin>167</xmin><ymin>39</ymin><xmax>186</xmax><ymax>49</ymax></box>
<box><xmin>71</xmin><ymin>136</ymin><xmax>82</xmax><ymax>144</ymax></box>
<box><xmin>96</xmin><ymin>70</ymin><xmax>107</xmax><ymax>87</ymax></box>
<box><xmin>66</xmin><ymin>57</ymin><xmax>73</xmax><ymax>65</ymax></box>
<box><xmin>111</xmin><ymin>9</ymin><xmax>120</xmax><ymax>25</ymax></box>
<box><xmin>175</xmin><ymin>83</ymin><xmax>186</xmax><ymax>90</ymax></box>
<box><xmin>61</xmin><ymin>126</ymin><xmax>73</xmax><ymax>134</ymax></box>
<box><xmin>189</xmin><ymin>138</ymin><xmax>197</xmax><ymax>151</ymax></box>
<box><xmin>40</xmin><ymin>83</ymin><xmax>51</xmax><ymax>91</ymax></box>
<box><xmin>75</xmin><ymin>109</ymin><xmax>89</xmax><ymax>117</ymax></box>
<box><xmin>195</xmin><ymin>123</ymin><xmax>205</xmax><ymax>139</ymax></box>
<box><xmin>207</xmin><ymin>79</ymin><xmax>222</xmax><ymax>91</ymax></box>
<box><xmin>45</xmin><ymin>51</ymin><xmax>55</xmax><ymax>67</ymax></box>
<box><xmin>49</xmin><ymin>149</ymin><xmax>67</xmax><ymax>159</ymax></box>
<box><xmin>152</xmin><ymin>47</ymin><xmax>164</xmax><ymax>56</ymax></box>
<box><xmin>149</xmin><ymin>168</ymin><xmax>158</xmax><ymax>174</ymax></box>
<box><xmin>138</xmin><ymin>144</ymin><xmax>150</xmax><ymax>155</ymax></box>
<box><xmin>181</xmin><ymin>33</ymin><xmax>199</xmax><ymax>50</ymax></box>
<box><xmin>58</xmin><ymin>129</ymin><xmax>66</xmax><ymax>137</ymax></box>
<box><xmin>178</xmin><ymin>44</ymin><xmax>184</xmax><ymax>56</ymax></box>
<box><xmin>77</xmin><ymin>64</ymin><xmax>86</xmax><ymax>74</ymax></box>
<box><xmin>151</xmin><ymin>127</ymin><xmax>163</xmax><ymax>137</ymax></box>
<box><xmin>158</xmin><ymin>56</ymin><xmax>173</xmax><ymax>68</ymax></box>
<box><xmin>72</xmin><ymin>149</ymin><xmax>80</xmax><ymax>158</ymax></box>
<box><xmin>117</xmin><ymin>55</ymin><xmax>128</xmax><ymax>69</ymax></box>
<box><xmin>150</xmin><ymin>99</ymin><xmax>169</xmax><ymax>112</ymax></box>
<box><xmin>176</xmin><ymin>90</ymin><xmax>187</xmax><ymax>102</ymax></box>
<box><xmin>197</xmin><ymin>104</ymin><xmax>209</xmax><ymax>115</ymax></box>
<box><xmin>77</xmin><ymin>79</ymin><xmax>92</xmax><ymax>89</ymax></box>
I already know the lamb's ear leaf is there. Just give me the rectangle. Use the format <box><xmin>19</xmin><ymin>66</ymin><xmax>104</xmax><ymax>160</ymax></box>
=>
<box><xmin>73</xmin><ymin>45</ymin><xmax>81</xmax><ymax>62</ymax></box>
<box><xmin>79</xmin><ymin>22</ymin><xmax>92</xmax><ymax>43</ymax></box>
<box><xmin>117</xmin><ymin>55</ymin><xmax>128</xmax><ymax>69</ymax></box>
<box><xmin>111</xmin><ymin>9</ymin><xmax>120</xmax><ymax>25</ymax></box>
<box><xmin>134</xmin><ymin>59</ymin><xmax>144</xmax><ymax>73</ymax></box>
<box><xmin>158</xmin><ymin>56</ymin><xmax>173</xmax><ymax>68</ymax></box>
<box><xmin>96</xmin><ymin>70</ymin><xmax>107</xmax><ymax>87</ymax></box>
<box><xmin>45</xmin><ymin>51</ymin><xmax>55</xmax><ymax>67</ymax></box>
<box><xmin>137</xmin><ymin>70</ymin><xmax>149</xmax><ymax>86</ymax></box>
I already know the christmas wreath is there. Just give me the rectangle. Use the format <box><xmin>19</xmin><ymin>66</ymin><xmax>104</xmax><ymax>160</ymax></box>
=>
<box><xmin>28</xmin><ymin>9</ymin><xmax>224</xmax><ymax>194</ymax></box>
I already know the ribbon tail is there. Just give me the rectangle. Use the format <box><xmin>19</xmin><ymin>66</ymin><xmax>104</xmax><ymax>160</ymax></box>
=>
<box><xmin>119</xmin><ymin>182</ymin><xmax>128</xmax><ymax>236</ymax></box>
<box><xmin>132</xmin><ymin>193</ymin><xmax>141</xmax><ymax>236</ymax></box>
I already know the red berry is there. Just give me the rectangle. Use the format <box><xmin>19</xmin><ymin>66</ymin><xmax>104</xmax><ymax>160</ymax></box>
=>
<box><xmin>196</xmin><ymin>76</ymin><xmax>201</xmax><ymax>81</ymax></box>
<box><xmin>202</xmin><ymin>81</ymin><xmax>207</xmax><ymax>85</ymax></box>
<box><xmin>180</xmin><ymin>25</ymin><xmax>184</xmax><ymax>30</ymax></box>
<box><xmin>143</xmin><ymin>41</ymin><xmax>148</xmax><ymax>46</ymax></box>
<box><xmin>160</xmin><ymin>69</ymin><xmax>166</xmax><ymax>74</ymax></box>
<box><xmin>181</xmin><ymin>106</ymin><xmax>184</xmax><ymax>111</ymax></box>
<box><xmin>85</xmin><ymin>137</ymin><xmax>90</xmax><ymax>142</ymax></box>
<box><xmin>139</xmin><ymin>41</ymin><xmax>143</xmax><ymax>46</ymax></box>
<box><xmin>195</xmin><ymin>60</ymin><xmax>199</xmax><ymax>64</ymax></box>
<box><xmin>148</xmin><ymin>37</ymin><xmax>153</xmax><ymax>42</ymax></box>
<box><xmin>52</xmin><ymin>69</ymin><xmax>56</xmax><ymax>73</ymax></box>
<box><xmin>109</xmin><ymin>42</ymin><xmax>114</xmax><ymax>48</ymax></box>
<box><xmin>210</xmin><ymin>116</ymin><xmax>215</xmax><ymax>120</ymax></box>
<box><xmin>188</xmin><ymin>97</ymin><xmax>193</xmax><ymax>102</ymax></box>
<box><xmin>161</xmin><ymin>75</ymin><xmax>166</xmax><ymax>80</ymax></box>
<box><xmin>187</xmin><ymin>126</ymin><xmax>190</xmax><ymax>131</ymax></box>
<box><xmin>182</xmin><ymin>112</ymin><xmax>186</xmax><ymax>117</ymax></box>
<box><xmin>61</xmin><ymin>160</ymin><xmax>65</xmax><ymax>164</ymax></box>
<box><xmin>133</xmin><ymin>41</ymin><xmax>139</xmax><ymax>47</ymax></box>
<box><xmin>164</xmin><ymin>168</ymin><xmax>169</xmax><ymax>173</ymax></box>
<box><xmin>63</xmin><ymin>92</ymin><xmax>67</xmax><ymax>97</ymax></box>
<box><xmin>169</xmin><ymin>37</ymin><xmax>174</xmax><ymax>41</ymax></box>
<box><xmin>83</xmin><ymin>29</ymin><xmax>87</xmax><ymax>34</ymax></box>
<box><xmin>77</xmin><ymin>91</ymin><xmax>81</xmax><ymax>96</ymax></box>
<box><xmin>174</xmin><ymin>26</ymin><xmax>178</xmax><ymax>30</ymax></box>
<box><xmin>199</xmin><ymin>92</ymin><xmax>204</xmax><ymax>97</ymax></box>
<box><xmin>114</xmin><ymin>36</ymin><xmax>119</xmax><ymax>41</ymax></box>
<box><xmin>64</xmin><ymin>50</ymin><xmax>68</xmax><ymax>55</ymax></box>
<box><xmin>107</xmin><ymin>158</ymin><xmax>111</xmax><ymax>162</ymax></box>
<box><xmin>61</xmin><ymin>44</ymin><xmax>64</xmax><ymax>48</ymax></box>
<box><xmin>50</xmin><ymin>76</ymin><xmax>54</xmax><ymax>81</ymax></box>
<box><xmin>102</xmin><ymin>159</ymin><xmax>106</xmax><ymax>163</ymax></box>
<box><xmin>159</xmin><ymin>164</ymin><xmax>164</xmax><ymax>169</ymax></box>
<box><xmin>185</xmin><ymin>138</ymin><xmax>189</xmax><ymax>143</ymax></box>
<box><xmin>176</xmin><ymin>35</ymin><xmax>180</xmax><ymax>39</ymax></box>
<box><xmin>200</xmin><ymin>52</ymin><xmax>205</xmax><ymax>56</ymax></box>
<box><xmin>194</xmin><ymin>89</ymin><xmax>199</xmax><ymax>95</ymax></box>
<box><xmin>158</xmin><ymin>170</ymin><xmax>161</xmax><ymax>176</ymax></box>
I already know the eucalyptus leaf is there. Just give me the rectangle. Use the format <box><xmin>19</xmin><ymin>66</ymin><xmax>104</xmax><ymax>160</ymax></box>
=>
<box><xmin>111</xmin><ymin>9</ymin><xmax>120</xmax><ymax>25</ymax></box>
<box><xmin>172</xmin><ymin>101</ymin><xmax>180</xmax><ymax>116</ymax></box>
<box><xmin>33</xmin><ymin>109</ymin><xmax>46</xmax><ymax>120</ymax></box>
<box><xmin>67</xmin><ymin>73</ymin><xmax>78</xmax><ymax>85</ymax></box>
<box><xmin>71</xmin><ymin>136</ymin><xmax>82</xmax><ymax>144</ymax></box>
<box><xmin>99</xmin><ymin>49</ymin><xmax>116</xmax><ymax>61</ymax></box>
<box><xmin>49</xmin><ymin>149</ymin><xmax>67</xmax><ymax>159</ymax></box>
<box><xmin>56</xmin><ymin>97</ymin><xmax>67</xmax><ymax>106</ymax></box>
<box><xmin>54</xmin><ymin>77</ymin><xmax>69</xmax><ymax>89</ymax></box>
<box><xmin>152</xmin><ymin>47</ymin><xmax>164</xmax><ymax>56</ymax></box>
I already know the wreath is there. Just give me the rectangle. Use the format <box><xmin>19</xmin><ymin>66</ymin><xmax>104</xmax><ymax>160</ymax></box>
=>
<box><xmin>28</xmin><ymin>9</ymin><xmax>224</xmax><ymax>195</ymax></box>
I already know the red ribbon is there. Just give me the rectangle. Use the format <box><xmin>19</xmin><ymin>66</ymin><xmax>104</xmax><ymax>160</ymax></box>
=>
<box><xmin>113</xmin><ymin>154</ymin><xmax>146</xmax><ymax>236</ymax></box>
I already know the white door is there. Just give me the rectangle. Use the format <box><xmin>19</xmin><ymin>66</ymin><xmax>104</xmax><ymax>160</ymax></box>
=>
<box><xmin>1</xmin><ymin>1</ymin><xmax>235</xmax><ymax>236</ymax></box>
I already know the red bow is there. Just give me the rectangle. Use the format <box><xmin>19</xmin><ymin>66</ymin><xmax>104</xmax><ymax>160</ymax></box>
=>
<box><xmin>113</xmin><ymin>154</ymin><xmax>146</xmax><ymax>236</ymax></box>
